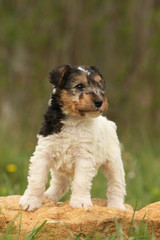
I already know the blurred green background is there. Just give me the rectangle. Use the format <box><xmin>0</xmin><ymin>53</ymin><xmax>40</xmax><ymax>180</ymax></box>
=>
<box><xmin>0</xmin><ymin>0</ymin><xmax>160</xmax><ymax>210</ymax></box>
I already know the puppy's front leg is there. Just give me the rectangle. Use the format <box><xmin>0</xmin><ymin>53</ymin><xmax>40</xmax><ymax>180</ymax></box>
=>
<box><xmin>19</xmin><ymin>141</ymin><xmax>51</xmax><ymax>211</ymax></box>
<box><xmin>70</xmin><ymin>158</ymin><xmax>97</xmax><ymax>208</ymax></box>
<box><xmin>102</xmin><ymin>123</ymin><xmax>126</xmax><ymax>210</ymax></box>
<box><xmin>44</xmin><ymin>169</ymin><xmax>70</xmax><ymax>202</ymax></box>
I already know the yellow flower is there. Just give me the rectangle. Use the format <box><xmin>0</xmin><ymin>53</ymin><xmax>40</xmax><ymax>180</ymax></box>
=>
<box><xmin>6</xmin><ymin>164</ymin><xmax>17</xmax><ymax>173</ymax></box>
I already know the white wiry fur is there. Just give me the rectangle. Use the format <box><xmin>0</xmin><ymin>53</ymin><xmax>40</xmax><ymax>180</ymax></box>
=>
<box><xmin>19</xmin><ymin>115</ymin><xmax>126</xmax><ymax>211</ymax></box>
<box><xmin>78</xmin><ymin>66</ymin><xmax>90</xmax><ymax>75</ymax></box>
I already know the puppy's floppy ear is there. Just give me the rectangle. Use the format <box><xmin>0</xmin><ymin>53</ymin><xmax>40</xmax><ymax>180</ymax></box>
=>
<box><xmin>48</xmin><ymin>64</ymin><xmax>71</xmax><ymax>88</ymax></box>
<box><xmin>90</xmin><ymin>65</ymin><xmax>103</xmax><ymax>78</ymax></box>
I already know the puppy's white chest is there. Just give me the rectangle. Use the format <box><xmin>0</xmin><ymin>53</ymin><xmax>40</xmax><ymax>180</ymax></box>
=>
<box><xmin>53</xmin><ymin>120</ymin><xmax>97</xmax><ymax>173</ymax></box>
<box><xmin>48</xmin><ymin>126</ymin><xmax>84</xmax><ymax>175</ymax></box>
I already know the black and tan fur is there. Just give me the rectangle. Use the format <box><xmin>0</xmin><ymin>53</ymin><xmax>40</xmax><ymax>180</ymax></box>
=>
<box><xmin>39</xmin><ymin>65</ymin><xmax>108</xmax><ymax>137</ymax></box>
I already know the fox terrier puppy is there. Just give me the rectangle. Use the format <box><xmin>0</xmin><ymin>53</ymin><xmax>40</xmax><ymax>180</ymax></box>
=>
<box><xmin>19</xmin><ymin>64</ymin><xmax>126</xmax><ymax>211</ymax></box>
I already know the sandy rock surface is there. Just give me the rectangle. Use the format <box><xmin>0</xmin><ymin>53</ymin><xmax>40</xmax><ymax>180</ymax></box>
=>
<box><xmin>0</xmin><ymin>195</ymin><xmax>159</xmax><ymax>239</ymax></box>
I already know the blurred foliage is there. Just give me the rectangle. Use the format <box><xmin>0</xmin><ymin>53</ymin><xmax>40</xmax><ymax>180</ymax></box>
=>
<box><xmin>0</xmin><ymin>0</ymin><xmax>160</xmax><ymax>207</ymax></box>
<box><xmin>0</xmin><ymin>0</ymin><xmax>160</xmax><ymax>138</ymax></box>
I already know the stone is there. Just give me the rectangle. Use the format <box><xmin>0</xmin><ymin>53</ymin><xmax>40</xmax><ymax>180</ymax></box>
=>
<box><xmin>0</xmin><ymin>195</ymin><xmax>160</xmax><ymax>239</ymax></box>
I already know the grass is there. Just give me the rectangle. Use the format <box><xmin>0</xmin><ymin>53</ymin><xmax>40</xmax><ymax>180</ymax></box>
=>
<box><xmin>0</xmin><ymin>210</ymin><xmax>47</xmax><ymax>240</ymax></box>
<box><xmin>69</xmin><ymin>218</ymin><xmax>155</xmax><ymax>240</ymax></box>
<box><xmin>123</xmin><ymin>135</ymin><xmax>160</xmax><ymax>209</ymax></box>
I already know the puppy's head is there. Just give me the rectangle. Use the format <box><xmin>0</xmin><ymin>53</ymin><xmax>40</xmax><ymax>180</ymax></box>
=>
<box><xmin>49</xmin><ymin>65</ymin><xmax>108</xmax><ymax>118</ymax></box>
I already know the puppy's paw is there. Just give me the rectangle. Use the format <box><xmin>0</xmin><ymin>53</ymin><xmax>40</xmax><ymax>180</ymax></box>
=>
<box><xmin>70</xmin><ymin>196</ymin><xmax>93</xmax><ymax>208</ymax></box>
<box><xmin>19</xmin><ymin>195</ymin><xmax>42</xmax><ymax>211</ymax></box>
<box><xmin>107</xmin><ymin>201</ymin><xmax>126</xmax><ymax>211</ymax></box>
<box><xmin>44</xmin><ymin>189</ymin><xmax>58</xmax><ymax>202</ymax></box>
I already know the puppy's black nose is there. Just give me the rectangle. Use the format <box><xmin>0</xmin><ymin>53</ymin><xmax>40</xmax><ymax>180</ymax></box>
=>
<box><xmin>94</xmin><ymin>99</ymin><xmax>103</xmax><ymax>108</ymax></box>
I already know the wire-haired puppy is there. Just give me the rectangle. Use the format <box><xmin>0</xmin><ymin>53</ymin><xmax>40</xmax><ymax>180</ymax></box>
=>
<box><xmin>19</xmin><ymin>65</ymin><xmax>126</xmax><ymax>211</ymax></box>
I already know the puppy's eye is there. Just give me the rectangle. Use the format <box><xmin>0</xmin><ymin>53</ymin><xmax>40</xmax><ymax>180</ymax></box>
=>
<box><xmin>75</xmin><ymin>83</ymin><xmax>85</xmax><ymax>90</ymax></box>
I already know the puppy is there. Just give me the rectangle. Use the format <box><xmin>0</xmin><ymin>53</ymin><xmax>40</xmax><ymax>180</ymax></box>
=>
<box><xmin>19</xmin><ymin>65</ymin><xmax>126</xmax><ymax>211</ymax></box>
